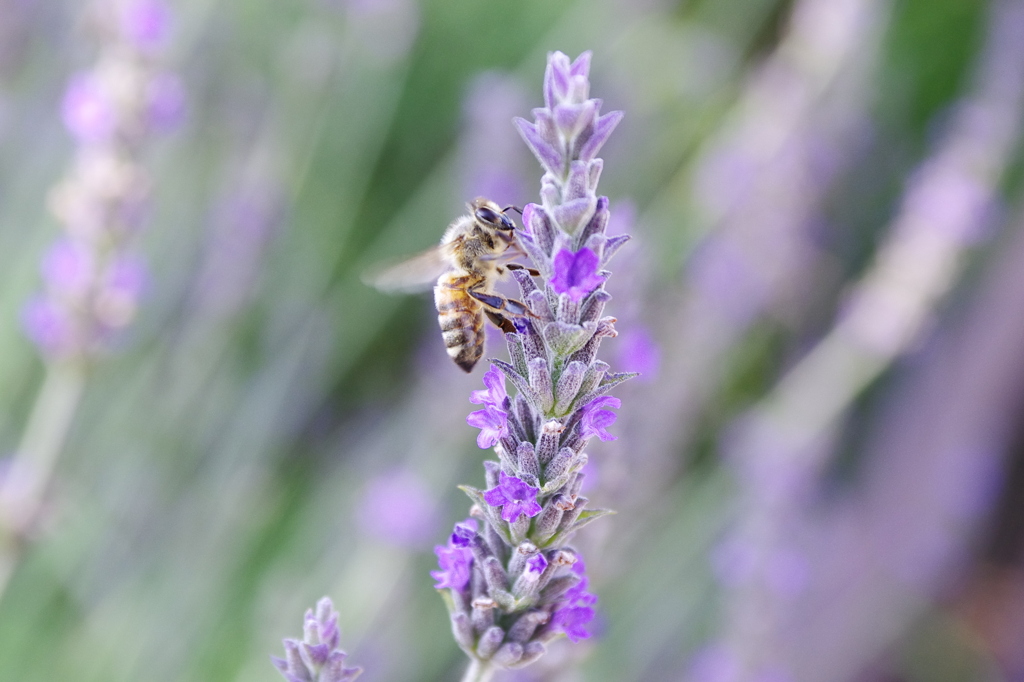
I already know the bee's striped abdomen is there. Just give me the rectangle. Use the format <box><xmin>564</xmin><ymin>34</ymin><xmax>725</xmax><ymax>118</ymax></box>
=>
<box><xmin>435</xmin><ymin>274</ymin><xmax>485</xmax><ymax>372</ymax></box>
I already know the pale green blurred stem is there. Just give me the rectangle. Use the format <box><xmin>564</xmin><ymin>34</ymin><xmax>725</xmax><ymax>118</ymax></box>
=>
<box><xmin>461</xmin><ymin>659</ymin><xmax>495</xmax><ymax>682</ymax></box>
<box><xmin>0</xmin><ymin>360</ymin><xmax>88</xmax><ymax>599</ymax></box>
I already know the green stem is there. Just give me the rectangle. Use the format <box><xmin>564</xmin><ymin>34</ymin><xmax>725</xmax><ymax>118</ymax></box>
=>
<box><xmin>0</xmin><ymin>360</ymin><xmax>88</xmax><ymax>599</ymax></box>
<box><xmin>460</xmin><ymin>658</ymin><xmax>495</xmax><ymax>682</ymax></box>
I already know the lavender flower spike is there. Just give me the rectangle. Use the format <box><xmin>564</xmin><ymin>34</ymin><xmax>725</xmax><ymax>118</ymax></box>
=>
<box><xmin>24</xmin><ymin>0</ymin><xmax>184</xmax><ymax>359</ymax></box>
<box><xmin>272</xmin><ymin>597</ymin><xmax>362</xmax><ymax>682</ymax></box>
<box><xmin>437</xmin><ymin>51</ymin><xmax>630</xmax><ymax>682</ymax></box>
<box><xmin>0</xmin><ymin>0</ymin><xmax>183</xmax><ymax>603</ymax></box>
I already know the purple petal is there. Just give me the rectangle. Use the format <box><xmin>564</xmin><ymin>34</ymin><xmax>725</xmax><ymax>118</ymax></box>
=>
<box><xmin>483</xmin><ymin>472</ymin><xmax>542</xmax><ymax>522</ymax></box>
<box><xmin>450</xmin><ymin>518</ymin><xmax>478</xmax><ymax>547</ymax></box>
<box><xmin>580</xmin><ymin>396</ymin><xmax>621</xmax><ymax>441</ymax></box>
<box><xmin>498</xmin><ymin>470</ymin><xmax>526</xmax><ymax>496</ymax></box>
<box><xmin>563</xmin><ymin>161</ymin><xmax>592</xmax><ymax>204</ymax></box>
<box><xmin>514</xmin><ymin>117</ymin><xmax>564</xmax><ymax>178</ymax></box>
<box><xmin>432</xmin><ymin>545</ymin><xmax>472</xmax><ymax>590</ymax></box>
<box><xmin>302</xmin><ymin>642</ymin><xmax>330</xmax><ymax>668</ymax></box>
<box><xmin>552</xmin><ymin>605</ymin><xmax>595</xmax><ymax>642</ymax></box>
<box><xmin>578</xmin><ymin>110</ymin><xmax>623</xmax><ymax>163</ymax></box>
<box><xmin>544</xmin><ymin>52</ymin><xmax>572</xmax><ymax>108</ymax></box>
<box><xmin>550</xmin><ymin>248</ymin><xmax>604</xmax><ymax>302</ymax></box>
<box><xmin>533</xmin><ymin>108</ymin><xmax>558</xmax><ymax>146</ymax></box>
<box><xmin>554</xmin><ymin>101</ymin><xmax>597</xmax><ymax>142</ymax></box>
<box><xmin>322</xmin><ymin>654</ymin><xmax>362</xmax><ymax>682</ymax></box>
<box><xmin>499</xmin><ymin>498</ymin><xmax>538</xmax><ymax>523</ymax></box>
<box><xmin>466</xmin><ymin>406</ymin><xmax>503</xmax><ymax>429</ymax></box>
<box><xmin>467</xmin><ymin>406</ymin><xmax>508</xmax><ymax>449</ymax></box>
<box><xmin>526</xmin><ymin>202</ymin><xmax>555</xmax><ymax>256</ymax></box>
<box><xmin>551</xmin><ymin>196</ymin><xmax>596</xmax><ymax>235</ymax></box>
<box><xmin>577</xmin><ymin>195</ymin><xmax>610</xmax><ymax>246</ymax></box>
<box><xmin>584</xmin><ymin>396</ymin><xmax>620</xmax><ymax>411</ymax></box>
<box><xmin>567</xmin><ymin>74</ymin><xmax>590</xmax><ymax>104</ymax></box>
<box><xmin>520</xmin><ymin>203</ymin><xmax>536</xmax><ymax>236</ymax></box>
<box><xmin>602</xmin><ymin>234</ymin><xmax>629</xmax><ymax>266</ymax></box>
<box><xmin>318</xmin><ymin>618</ymin><xmax>341</xmax><ymax>651</ymax></box>
<box><xmin>569</xmin><ymin>51</ymin><xmax>592</xmax><ymax>79</ymax></box>
<box><xmin>482</xmin><ymin>486</ymin><xmax>507</xmax><ymax>507</ymax></box>
<box><xmin>526</xmin><ymin>553</ymin><xmax>548</xmax><ymax>575</ymax></box>
<box><xmin>469</xmin><ymin>366</ymin><xmax>507</xmax><ymax>408</ymax></box>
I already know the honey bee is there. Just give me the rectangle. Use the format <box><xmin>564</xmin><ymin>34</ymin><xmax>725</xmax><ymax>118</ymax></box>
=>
<box><xmin>365</xmin><ymin>197</ymin><xmax>539</xmax><ymax>372</ymax></box>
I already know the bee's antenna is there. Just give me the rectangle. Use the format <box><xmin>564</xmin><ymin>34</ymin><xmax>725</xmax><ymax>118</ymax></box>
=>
<box><xmin>502</xmin><ymin>205</ymin><xmax>523</xmax><ymax>215</ymax></box>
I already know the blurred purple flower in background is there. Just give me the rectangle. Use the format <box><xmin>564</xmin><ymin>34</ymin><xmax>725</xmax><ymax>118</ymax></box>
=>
<box><xmin>62</xmin><ymin>74</ymin><xmax>116</xmax><ymax>143</ymax></box>
<box><xmin>120</xmin><ymin>0</ymin><xmax>172</xmax><ymax>52</ymax></box>
<box><xmin>699</xmin><ymin>2</ymin><xmax>1024</xmax><ymax>681</ymax></box>
<box><xmin>686</xmin><ymin>645</ymin><xmax>742</xmax><ymax>682</ymax></box>
<box><xmin>356</xmin><ymin>470</ymin><xmax>440</xmax><ymax>549</ymax></box>
<box><xmin>41</xmin><ymin>238</ymin><xmax>94</xmax><ymax>297</ymax></box>
<box><xmin>20</xmin><ymin>298</ymin><xmax>71</xmax><ymax>357</ymax></box>
<box><xmin>21</xmin><ymin>0</ymin><xmax>184</xmax><ymax>360</ymax></box>
<box><xmin>191</xmin><ymin>180</ymin><xmax>285</xmax><ymax>319</ymax></box>
<box><xmin>147</xmin><ymin>72</ymin><xmax>186</xmax><ymax>131</ymax></box>
<box><xmin>613</xmin><ymin>326</ymin><xmax>660</xmax><ymax>379</ymax></box>
<box><xmin>459</xmin><ymin>72</ymin><xmax>531</xmax><ymax>207</ymax></box>
<box><xmin>1</xmin><ymin>0</ymin><xmax>184</xmax><ymax>605</ymax></box>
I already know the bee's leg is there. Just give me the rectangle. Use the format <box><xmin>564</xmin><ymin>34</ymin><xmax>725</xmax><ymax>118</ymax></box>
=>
<box><xmin>485</xmin><ymin>311</ymin><xmax>517</xmax><ymax>334</ymax></box>
<box><xmin>506</xmin><ymin>263</ymin><xmax>541</xmax><ymax>277</ymax></box>
<box><xmin>468</xmin><ymin>290</ymin><xmax>537</xmax><ymax>318</ymax></box>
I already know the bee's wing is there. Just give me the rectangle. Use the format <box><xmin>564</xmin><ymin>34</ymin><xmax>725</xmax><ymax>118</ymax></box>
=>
<box><xmin>362</xmin><ymin>244</ymin><xmax>453</xmax><ymax>293</ymax></box>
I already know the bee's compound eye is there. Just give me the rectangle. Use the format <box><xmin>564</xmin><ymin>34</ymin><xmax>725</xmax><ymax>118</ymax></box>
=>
<box><xmin>478</xmin><ymin>206</ymin><xmax>504</xmax><ymax>223</ymax></box>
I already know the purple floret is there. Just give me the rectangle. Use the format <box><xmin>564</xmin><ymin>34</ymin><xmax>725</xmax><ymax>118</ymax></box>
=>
<box><xmin>579</xmin><ymin>396</ymin><xmax>621</xmax><ymax>441</ymax></box>
<box><xmin>483</xmin><ymin>471</ymin><xmax>543</xmax><ymax>523</ymax></box>
<box><xmin>466</xmin><ymin>405</ymin><xmax>509</xmax><ymax>449</ymax></box>
<box><xmin>470</xmin><ymin>366</ymin><xmax>508</xmax><ymax>409</ymax></box>
<box><xmin>550</xmin><ymin>247</ymin><xmax>605</xmax><ymax>302</ymax></box>
<box><xmin>431</xmin><ymin>544</ymin><xmax>473</xmax><ymax>591</ymax></box>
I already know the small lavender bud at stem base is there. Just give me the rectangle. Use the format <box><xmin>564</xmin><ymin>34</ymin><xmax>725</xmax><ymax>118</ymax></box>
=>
<box><xmin>476</xmin><ymin>625</ymin><xmax>506</xmax><ymax>659</ymax></box>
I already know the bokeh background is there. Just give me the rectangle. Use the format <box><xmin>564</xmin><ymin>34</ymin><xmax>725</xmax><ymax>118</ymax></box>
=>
<box><xmin>2</xmin><ymin>0</ymin><xmax>1024</xmax><ymax>680</ymax></box>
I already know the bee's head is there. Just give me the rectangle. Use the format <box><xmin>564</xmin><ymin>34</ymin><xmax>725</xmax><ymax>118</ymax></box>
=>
<box><xmin>471</xmin><ymin>197</ymin><xmax>517</xmax><ymax>232</ymax></box>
